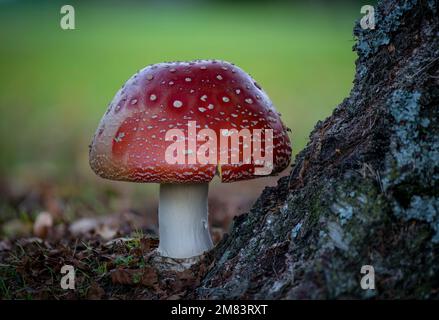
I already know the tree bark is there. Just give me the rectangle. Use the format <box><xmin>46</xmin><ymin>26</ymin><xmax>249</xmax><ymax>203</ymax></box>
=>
<box><xmin>193</xmin><ymin>0</ymin><xmax>439</xmax><ymax>299</ymax></box>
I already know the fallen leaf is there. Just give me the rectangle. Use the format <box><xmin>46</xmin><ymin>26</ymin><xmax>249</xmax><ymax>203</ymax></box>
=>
<box><xmin>140</xmin><ymin>267</ymin><xmax>159</xmax><ymax>287</ymax></box>
<box><xmin>0</xmin><ymin>240</ymin><xmax>11</xmax><ymax>251</ymax></box>
<box><xmin>111</xmin><ymin>268</ymin><xmax>134</xmax><ymax>285</ymax></box>
<box><xmin>33</xmin><ymin>212</ymin><xmax>53</xmax><ymax>238</ymax></box>
<box><xmin>140</xmin><ymin>237</ymin><xmax>159</xmax><ymax>252</ymax></box>
<box><xmin>69</xmin><ymin>218</ymin><xmax>98</xmax><ymax>236</ymax></box>
<box><xmin>87</xmin><ymin>282</ymin><xmax>105</xmax><ymax>299</ymax></box>
<box><xmin>96</xmin><ymin>225</ymin><xmax>117</xmax><ymax>240</ymax></box>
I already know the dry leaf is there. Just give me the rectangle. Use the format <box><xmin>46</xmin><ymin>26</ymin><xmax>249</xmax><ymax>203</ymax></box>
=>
<box><xmin>33</xmin><ymin>212</ymin><xmax>53</xmax><ymax>238</ymax></box>
<box><xmin>140</xmin><ymin>267</ymin><xmax>159</xmax><ymax>287</ymax></box>
<box><xmin>140</xmin><ymin>237</ymin><xmax>159</xmax><ymax>252</ymax></box>
<box><xmin>87</xmin><ymin>282</ymin><xmax>105</xmax><ymax>300</ymax></box>
<box><xmin>111</xmin><ymin>268</ymin><xmax>133</xmax><ymax>285</ymax></box>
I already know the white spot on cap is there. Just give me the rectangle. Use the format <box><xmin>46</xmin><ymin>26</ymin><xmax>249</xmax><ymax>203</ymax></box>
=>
<box><xmin>114</xmin><ymin>132</ymin><xmax>125</xmax><ymax>142</ymax></box>
<box><xmin>200</xmin><ymin>95</ymin><xmax>207</xmax><ymax>102</ymax></box>
<box><xmin>150</xmin><ymin>94</ymin><xmax>157</xmax><ymax>101</ymax></box>
<box><xmin>200</xmin><ymin>66</ymin><xmax>207</xmax><ymax>70</ymax></box>
<box><xmin>222</xmin><ymin>96</ymin><xmax>230</xmax><ymax>102</ymax></box>
<box><xmin>198</xmin><ymin>107</ymin><xmax>206</xmax><ymax>113</ymax></box>
<box><xmin>185</xmin><ymin>77</ymin><xmax>192</xmax><ymax>82</ymax></box>
<box><xmin>221</xmin><ymin>129</ymin><xmax>233</xmax><ymax>137</ymax></box>
<box><xmin>131</xmin><ymin>99</ymin><xmax>138</xmax><ymax>105</ymax></box>
<box><xmin>208</xmin><ymin>104</ymin><xmax>214</xmax><ymax>110</ymax></box>
<box><xmin>146</xmin><ymin>74</ymin><xmax>154</xmax><ymax>80</ymax></box>
<box><xmin>235</xmin><ymin>89</ymin><xmax>241</xmax><ymax>95</ymax></box>
<box><xmin>173</xmin><ymin>100</ymin><xmax>183</xmax><ymax>108</ymax></box>
<box><xmin>169</xmin><ymin>68</ymin><xmax>176</xmax><ymax>73</ymax></box>
<box><xmin>169</xmin><ymin>81</ymin><xmax>174</xmax><ymax>86</ymax></box>
<box><xmin>245</xmin><ymin>98</ymin><xmax>254</xmax><ymax>104</ymax></box>
<box><xmin>216</xmin><ymin>74</ymin><xmax>223</xmax><ymax>80</ymax></box>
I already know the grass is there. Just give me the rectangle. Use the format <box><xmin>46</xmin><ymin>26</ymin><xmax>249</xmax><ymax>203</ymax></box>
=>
<box><xmin>94</xmin><ymin>262</ymin><xmax>108</xmax><ymax>277</ymax></box>
<box><xmin>0</xmin><ymin>2</ymin><xmax>358</xmax><ymax>204</ymax></box>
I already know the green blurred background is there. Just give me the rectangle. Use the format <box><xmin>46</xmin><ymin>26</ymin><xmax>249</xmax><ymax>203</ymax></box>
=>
<box><xmin>0</xmin><ymin>0</ymin><xmax>366</xmax><ymax>234</ymax></box>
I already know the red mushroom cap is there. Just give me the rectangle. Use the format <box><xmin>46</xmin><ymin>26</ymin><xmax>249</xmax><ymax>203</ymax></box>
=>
<box><xmin>89</xmin><ymin>60</ymin><xmax>291</xmax><ymax>183</ymax></box>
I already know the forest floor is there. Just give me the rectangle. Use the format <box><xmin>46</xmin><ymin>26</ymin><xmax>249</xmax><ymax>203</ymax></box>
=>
<box><xmin>0</xmin><ymin>178</ymin><xmax>241</xmax><ymax>299</ymax></box>
<box><xmin>0</xmin><ymin>176</ymin><xmax>262</xmax><ymax>300</ymax></box>
<box><xmin>0</xmin><ymin>229</ymin><xmax>216</xmax><ymax>300</ymax></box>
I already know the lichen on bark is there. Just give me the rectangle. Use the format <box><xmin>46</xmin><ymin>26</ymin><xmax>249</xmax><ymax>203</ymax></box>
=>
<box><xmin>193</xmin><ymin>0</ymin><xmax>439</xmax><ymax>299</ymax></box>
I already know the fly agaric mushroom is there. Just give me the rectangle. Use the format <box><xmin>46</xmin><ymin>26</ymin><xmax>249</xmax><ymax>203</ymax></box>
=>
<box><xmin>89</xmin><ymin>60</ymin><xmax>291</xmax><ymax>258</ymax></box>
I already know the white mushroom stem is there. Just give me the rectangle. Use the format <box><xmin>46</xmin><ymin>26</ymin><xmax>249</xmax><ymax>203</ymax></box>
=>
<box><xmin>158</xmin><ymin>183</ymin><xmax>213</xmax><ymax>258</ymax></box>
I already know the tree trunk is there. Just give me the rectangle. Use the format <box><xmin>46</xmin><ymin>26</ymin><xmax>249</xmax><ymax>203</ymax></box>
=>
<box><xmin>193</xmin><ymin>0</ymin><xmax>439</xmax><ymax>299</ymax></box>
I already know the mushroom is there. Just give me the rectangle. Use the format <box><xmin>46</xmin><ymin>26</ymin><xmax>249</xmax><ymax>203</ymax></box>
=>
<box><xmin>89</xmin><ymin>60</ymin><xmax>292</xmax><ymax>259</ymax></box>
